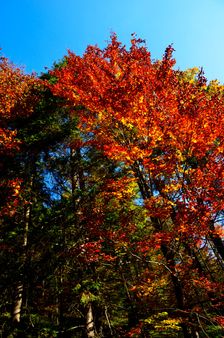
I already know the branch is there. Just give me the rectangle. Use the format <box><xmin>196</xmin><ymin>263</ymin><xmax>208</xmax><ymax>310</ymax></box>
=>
<box><xmin>130</xmin><ymin>251</ymin><xmax>174</xmax><ymax>275</ymax></box>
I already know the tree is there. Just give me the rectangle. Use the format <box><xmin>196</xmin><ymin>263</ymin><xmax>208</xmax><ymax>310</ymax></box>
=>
<box><xmin>0</xmin><ymin>54</ymin><xmax>40</xmax><ymax>217</ymax></box>
<box><xmin>0</xmin><ymin>55</ymin><xmax>42</xmax><ymax>332</ymax></box>
<box><xmin>50</xmin><ymin>34</ymin><xmax>224</xmax><ymax>337</ymax></box>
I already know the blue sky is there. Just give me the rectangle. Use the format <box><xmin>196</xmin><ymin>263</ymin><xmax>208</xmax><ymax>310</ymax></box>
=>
<box><xmin>1</xmin><ymin>0</ymin><xmax>224</xmax><ymax>82</ymax></box>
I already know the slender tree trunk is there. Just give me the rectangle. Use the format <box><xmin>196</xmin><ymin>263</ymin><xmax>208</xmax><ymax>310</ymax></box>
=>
<box><xmin>70</xmin><ymin>147</ymin><xmax>76</xmax><ymax>209</ymax></box>
<box><xmin>58</xmin><ymin>268</ymin><xmax>65</xmax><ymax>337</ymax></box>
<box><xmin>209</xmin><ymin>221</ymin><xmax>224</xmax><ymax>262</ymax></box>
<box><xmin>12</xmin><ymin>156</ymin><xmax>35</xmax><ymax>325</ymax></box>
<box><xmin>12</xmin><ymin>284</ymin><xmax>23</xmax><ymax>323</ymax></box>
<box><xmin>119</xmin><ymin>267</ymin><xmax>139</xmax><ymax>327</ymax></box>
<box><xmin>86</xmin><ymin>303</ymin><xmax>96</xmax><ymax>338</ymax></box>
<box><xmin>12</xmin><ymin>203</ymin><xmax>30</xmax><ymax>323</ymax></box>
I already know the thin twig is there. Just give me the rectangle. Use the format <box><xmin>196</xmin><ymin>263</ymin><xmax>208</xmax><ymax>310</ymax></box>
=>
<box><xmin>105</xmin><ymin>305</ymin><xmax>113</xmax><ymax>335</ymax></box>
<box><xmin>130</xmin><ymin>251</ymin><xmax>174</xmax><ymax>275</ymax></box>
<box><xmin>196</xmin><ymin>313</ymin><xmax>210</xmax><ymax>338</ymax></box>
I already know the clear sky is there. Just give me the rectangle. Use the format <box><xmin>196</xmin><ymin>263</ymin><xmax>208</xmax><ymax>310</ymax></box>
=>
<box><xmin>1</xmin><ymin>0</ymin><xmax>224</xmax><ymax>82</ymax></box>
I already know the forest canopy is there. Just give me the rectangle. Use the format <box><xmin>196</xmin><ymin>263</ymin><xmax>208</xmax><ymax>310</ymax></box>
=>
<box><xmin>0</xmin><ymin>35</ymin><xmax>224</xmax><ymax>337</ymax></box>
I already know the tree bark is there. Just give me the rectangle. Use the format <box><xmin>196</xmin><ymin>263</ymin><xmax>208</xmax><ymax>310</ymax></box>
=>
<box><xmin>209</xmin><ymin>221</ymin><xmax>224</xmax><ymax>263</ymax></box>
<box><xmin>86</xmin><ymin>303</ymin><xmax>96</xmax><ymax>338</ymax></box>
<box><xmin>12</xmin><ymin>283</ymin><xmax>23</xmax><ymax>323</ymax></box>
<box><xmin>12</xmin><ymin>203</ymin><xmax>30</xmax><ymax>323</ymax></box>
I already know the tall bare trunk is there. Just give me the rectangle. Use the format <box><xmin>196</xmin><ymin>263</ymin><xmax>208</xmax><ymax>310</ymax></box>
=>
<box><xmin>86</xmin><ymin>303</ymin><xmax>95</xmax><ymax>338</ymax></box>
<box><xmin>12</xmin><ymin>203</ymin><xmax>30</xmax><ymax>323</ymax></box>
<box><xmin>12</xmin><ymin>283</ymin><xmax>23</xmax><ymax>323</ymax></box>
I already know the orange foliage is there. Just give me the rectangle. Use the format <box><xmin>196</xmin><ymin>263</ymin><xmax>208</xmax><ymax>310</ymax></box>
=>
<box><xmin>0</xmin><ymin>55</ymin><xmax>41</xmax><ymax>216</ymax></box>
<box><xmin>50</xmin><ymin>34</ymin><xmax>224</xmax><ymax>243</ymax></box>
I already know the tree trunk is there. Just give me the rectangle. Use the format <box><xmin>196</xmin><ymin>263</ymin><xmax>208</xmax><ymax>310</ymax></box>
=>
<box><xmin>86</xmin><ymin>303</ymin><xmax>95</xmax><ymax>338</ymax></box>
<box><xmin>12</xmin><ymin>203</ymin><xmax>30</xmax><ymax>323</ymax></box>
<box><xmin>209</xmin><ymin>221</ymin><xmax>224</xmax><ymax>263</ymax></box>
<box><xmin>12</xmin><ymin>283</ymin><xmax>23</xmax><ymax>323</ymax></box>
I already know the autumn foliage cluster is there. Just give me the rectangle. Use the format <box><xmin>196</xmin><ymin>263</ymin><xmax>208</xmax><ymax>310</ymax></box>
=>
<box><xmin>0</xmin><ymin>36</ymin><xmax>224</xmax><ymax>337</ymax></box>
